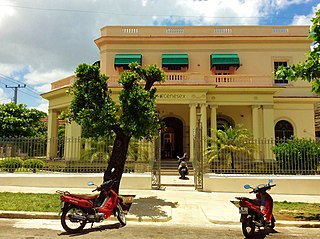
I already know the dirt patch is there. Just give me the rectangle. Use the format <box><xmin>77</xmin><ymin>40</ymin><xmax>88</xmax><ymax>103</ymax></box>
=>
<box><xmin>119</xmin><ymin>195</ymin><xmax>135</xmax><ymax>213</ymax></box>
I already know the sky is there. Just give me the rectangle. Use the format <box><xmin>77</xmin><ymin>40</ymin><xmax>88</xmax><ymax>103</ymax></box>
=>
<box><xmin>0</xmin><ymin>0</ymin><xmax>319</xmax><ymax>113</ymax></box>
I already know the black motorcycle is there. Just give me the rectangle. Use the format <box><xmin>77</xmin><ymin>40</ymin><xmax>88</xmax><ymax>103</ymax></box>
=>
<box><xmin>177</xmin><ymin>153</ymin><xmax>189</xmax><ymax>179</ymax></box>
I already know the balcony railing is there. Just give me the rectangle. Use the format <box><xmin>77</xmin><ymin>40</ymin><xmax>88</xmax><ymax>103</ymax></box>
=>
<box><xmin>106</xmin><ymin>73</ymin><xmax>274</xmax><ymax>87</ymax></box>
<box><xmin>51</xmin><ymin>73</ymin><xmax>275</xmax><ymax>90</ymax></box>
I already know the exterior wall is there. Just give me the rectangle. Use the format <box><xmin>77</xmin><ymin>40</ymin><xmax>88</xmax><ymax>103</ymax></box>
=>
<box><xmin>42</xmin><ymin>25</ymin><xmax>319</xmax><ymax>162</ymax></box>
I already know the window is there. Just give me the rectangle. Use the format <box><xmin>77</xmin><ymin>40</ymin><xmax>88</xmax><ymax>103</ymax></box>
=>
<box><xmin>162</xmin><ymin>54</ymin><xmax>188</xmax><ymax>72</ymax></box>
<box><xmin>210</xmin><ymin>54</ymin><xmax>240</xmax><ymax>75</ymax></box>
<box><xmin>275</xmin><ymin>120</ymin><xmax>294</xmax><ymax>140</ymax></box>
<box><xmin>274</xmin><ymin>61</ymin><xmax>288</xmax><ymax>84</ymax></box>
<box><xmin>114</xmin><ymin>54</ymin><xmax>142</xmax><ymax>72</ymax></box>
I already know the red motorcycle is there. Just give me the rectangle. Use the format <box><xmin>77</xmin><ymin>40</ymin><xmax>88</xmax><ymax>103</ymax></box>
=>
<box><xmin>57</xmin><ymin>169</ymin><xmax>126</xmax><ymax>234</ymax></box>
<box><xmin>235</xmin><ymin>180</ymin><xmax>276</xmax><ymax>238</ymax></box>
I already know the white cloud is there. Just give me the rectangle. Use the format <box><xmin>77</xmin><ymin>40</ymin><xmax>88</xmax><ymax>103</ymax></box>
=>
<box><xmin>0</xmin><ymin>0</ymin><xmax>15</xmax><ymax>27</ymax></box>
<box><xmin>291</xmin><ymin>3</ymin><xmax>320</xmax><ymax>25</ymax></box>
<box><xmin>34</xmin><ymin>83</ymin><xmax>51</xmax><ymax>94</ymax></box>
<box><xmin>0</xmin><ymin>88</ymin><xmax>10</xmax><ymax>103</ymax></box>
<box><xmin>24</xmin><ymin>68</ymin><xmax>72</xmax><ymax>86</ymax></box>
<box><xmin>34</xmin><ymin>99</ymin><xmax>48</xmax><ymax>114</ymax></box>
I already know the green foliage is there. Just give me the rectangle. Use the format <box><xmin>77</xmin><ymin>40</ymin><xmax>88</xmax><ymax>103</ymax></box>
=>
<box><xmin>66</xmin><ymin>62</ymin><xmax>165</xmax><ymax>141</ymax></box>
<box><xmin>275</xmin><ymin>9</ymin><xmax>320</xmax><ymax>93</ymax></box>
<box><xmin>272</xmin><ymin>137</ymin><xmax>320</xmax><ymax>172</ymax></box>
<box><xmin>0</xmin><ymin>103</ymin><xmax>47</xmax><ymax>138</ymax></box>
<box><xmin>23</xmin><ymin>158</ymin><xmax>46</xmax><ymax>172</ymax></box>
<box><xmin>66</xmin><ymin>64</ymin><xmax>117</xmax><ymax>139</ymax></box>
<box><xmin>80</xmin><ymin>137</ymin><xmax>113</xmax><ymax>162</ymax></box>
<box><xmin>206</xmin><ymin>125</ymin><xmax>256</xmax><ymax>168</ymax></box>
<box><xmin>127</xmin><ymin>138</ymin><xmax>150</xmax><ymax>162</ymax></box>
<box><xmin>1</xmin><ymin>157</ymin><xmax>23</xmax><ymax>172</ymax></box>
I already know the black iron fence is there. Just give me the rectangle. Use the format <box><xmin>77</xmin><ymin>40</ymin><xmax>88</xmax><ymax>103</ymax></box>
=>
<box><xmin>0</xmin><ymin>137</ymin><xmax>319</xmax><ymax>175</ymax></box>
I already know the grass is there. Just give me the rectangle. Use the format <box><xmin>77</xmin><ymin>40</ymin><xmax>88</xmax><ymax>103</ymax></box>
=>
<box><xmin>274</xmin><ymin>201</ymin><xmax>320</xmax><ymax>221</ymax></box>
<box><xmin>0</xmin><ymin>192</ymin><xmax>60</xmax><ymax>212</ymax></box>
<box><xmin>0</xmin><ymin>192</ymin><xmax>134</xmax><ymax>213</ymax></box>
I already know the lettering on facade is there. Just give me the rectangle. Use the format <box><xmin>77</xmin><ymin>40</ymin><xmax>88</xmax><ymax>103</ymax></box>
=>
<box><xmin>159</xmin><ymin>94</ymin><xmax>186</xmax><ymax>99</ymax></box>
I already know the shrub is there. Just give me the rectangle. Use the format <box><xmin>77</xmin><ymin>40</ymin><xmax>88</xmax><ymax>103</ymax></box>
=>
<box><xmin>23</xmin><ymin>158</ymin><xmax>46</xmax><ymax>173</ymax></box>
<box><xmin>1</xmin><ymin>157</ymin><xmax>24</xmax><ymax>173</ymax></box>
<box><xmin>272</xmin><ymin>138</ymin><xmax>320</xmax><ymax>173</ymax></box>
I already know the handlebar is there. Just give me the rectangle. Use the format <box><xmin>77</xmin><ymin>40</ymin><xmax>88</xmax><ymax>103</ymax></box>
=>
<box><xmin>91</xmin><ymin>179</ymin><xmax>117</xmax><ymax>192</ymax></box>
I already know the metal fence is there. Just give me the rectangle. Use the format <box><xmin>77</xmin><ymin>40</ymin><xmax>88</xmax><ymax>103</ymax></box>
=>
<box><xmin>0</xmin><ymin>137</ymin><xmax>319</xmax><ymax>175</ymax></box>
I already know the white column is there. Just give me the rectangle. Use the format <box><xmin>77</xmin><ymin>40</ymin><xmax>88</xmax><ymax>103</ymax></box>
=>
<box><xmin>252</xmin><ymin>105</ymin><xmax>260</xmax><ymax>140</ymax></box>
<box><xmin>64</xmin><ymin>121</ymin><xmax>82</xmax><ymax>160</ymax></box>
<box><xmin>47</xmin><ymin>110</ymin><xmax>59</xmax><ymax>159</ymax></box>
<box><xmin>200</xmin><ymin>103</ymin><xmax>208</xmax><ymax>153</ymax></box>
<box><xmin>262</xmin><ymin>105</ymin><xmax>275</xmax><ymax>161</ymax></box>
<box><xmin>210</xmin><ymin>105</ymin><xmax>217</xmax><ymax>138</ymax></box>
<box><xmin>189</xmin><ymin>103</ymin><xmax>197</xmax><ymax>162</ymax></box>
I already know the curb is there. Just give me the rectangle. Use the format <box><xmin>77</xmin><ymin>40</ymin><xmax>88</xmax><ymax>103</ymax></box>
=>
<box><xmin>1</xmin><ymin>210</ymin><xmax>319</xmax><ymax>228</ymax></box>
<box><xmin>0</xmin><ymin>210</ymin><xmax>172</xmax><ymax>223</ymax></box>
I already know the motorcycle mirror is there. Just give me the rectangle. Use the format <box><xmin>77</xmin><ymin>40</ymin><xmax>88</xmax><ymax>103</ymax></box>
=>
<box><xmin>111</xmin><ymin>168</ymin><xmax>115</xmax><ymax>173</ymax></box>
<box><xmin>87</xmin><ymin>181</ymin><xmax>94</xmax><ymax>186</ymax></box>
<box><xmin>268</xmin><ymin>179</ymin><xmax>273</xmax><ymax>184</ymax></box>
<box><xmin>244</xmin><ymin>184</ymin><xmax>251</xmax><ymax>189</ymax></box>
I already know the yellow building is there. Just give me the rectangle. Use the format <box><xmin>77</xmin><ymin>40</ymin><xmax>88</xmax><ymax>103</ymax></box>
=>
<box><xmin>42</xmin><ymin>25</ymin><xmax>318</xmax><ymax>161</ymax></box>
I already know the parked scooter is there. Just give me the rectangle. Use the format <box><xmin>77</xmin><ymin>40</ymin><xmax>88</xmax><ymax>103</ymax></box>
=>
<box><xmin>57</xmin><ymin>168</ymin><xmax>126</xmax><ymax>234</ymax></box>
<box><xmin>177</xmin><ymin>153</ymin><xmax>189</xmax><ymax>179</ymax></box>
<box><xmin>235</xmin><ymin>180</ymin><xmax>276</xmax><ymax>238</ymax></box>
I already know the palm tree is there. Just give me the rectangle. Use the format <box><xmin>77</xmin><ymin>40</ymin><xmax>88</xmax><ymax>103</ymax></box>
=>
<box><xmin>206</xmin><ymin>124</ymin><xmax>256</xmax><ymax>170</ymax></box>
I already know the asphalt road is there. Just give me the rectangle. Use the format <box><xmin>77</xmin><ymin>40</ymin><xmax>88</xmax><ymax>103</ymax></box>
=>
<box><xmin>0</xmin><ymin>219</ymin><xmax>319</xmax><ymax>239</ymax></box>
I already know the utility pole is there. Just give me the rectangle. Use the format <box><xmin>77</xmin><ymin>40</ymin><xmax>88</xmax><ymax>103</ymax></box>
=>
<box><xmin>5</xmin><ymin>84</ymin><xmax>26</xmax><ymax>104</ymax></box>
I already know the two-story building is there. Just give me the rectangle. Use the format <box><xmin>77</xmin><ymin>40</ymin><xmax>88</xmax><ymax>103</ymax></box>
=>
<box><xmin>42</xmin><ymin>25</ymin><xmax>318</xmax><ymax>162</ymax></box>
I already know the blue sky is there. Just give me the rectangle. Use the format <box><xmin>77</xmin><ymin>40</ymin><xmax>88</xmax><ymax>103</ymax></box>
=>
<box><xmin>0</xmin><ymin>0</ymin><xmax>319</xmax><ymax>113</ymax></box>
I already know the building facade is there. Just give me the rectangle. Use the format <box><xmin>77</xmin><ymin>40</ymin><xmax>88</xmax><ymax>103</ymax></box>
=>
<box><xmin>42</xmin><ymin>25</ymin><xmax>319</xmax><ymax>162</ymax></box>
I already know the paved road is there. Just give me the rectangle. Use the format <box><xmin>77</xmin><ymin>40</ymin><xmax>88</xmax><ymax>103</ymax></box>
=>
<box><xmin>0</xmin><ymin>219</ymin><xmax>319</xmax><ymax>239</ymax></box>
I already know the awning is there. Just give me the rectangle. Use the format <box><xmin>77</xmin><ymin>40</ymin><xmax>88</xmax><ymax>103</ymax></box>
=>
<box><xmin>210</xmin><ymin>54</ymin><xmax>240</xmax><ymax>69</ymax></box>
<box><xmin>162</xmin><ymin>54</ymin><xmax>189</xmax><ymax>67</ymax></box>
<box><xmin>114</xmin><ymin>54</ymin><xmax>142</xmax><ymax>68</ymax></box>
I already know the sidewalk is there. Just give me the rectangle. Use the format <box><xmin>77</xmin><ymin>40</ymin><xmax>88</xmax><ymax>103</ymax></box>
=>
<box><xmin>0</xmin><ymin>184</ymin><xmax>320</xmax><ymax>228</ymax></box>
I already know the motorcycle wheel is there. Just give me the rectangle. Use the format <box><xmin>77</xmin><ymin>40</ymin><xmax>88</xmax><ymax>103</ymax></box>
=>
<box><xmin>61</xmin><ymin>206</ymin><xmax>87</xmax><ymax>234</ymax></box>
<box><xmin>270</xmin><ymin>215</ymin><xmax>276</xmax><ymax>229</ymax></box>
<box><xmin>114</xmin><ymin>203</ymin><xmax>127</xmax><ymax>226</ymax></box>
<box><xmin>241</xmin><ymin>215</ymin><xmax>255</xmax><ymax>238</ymax></box>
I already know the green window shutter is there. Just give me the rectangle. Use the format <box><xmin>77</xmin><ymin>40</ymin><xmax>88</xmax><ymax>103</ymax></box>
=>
<box><xmin>162</xmin><ymin>54</ymin><xmax>189</xmax><ymax>67</ymax></box>
<box><xmin>114</xmin><ymin>54</ymin><xmax>142</xmax><ymax>68</ymax></box>
<box><xmin>210</xmin><ymin>54</ymin><xmax>240</xmax><ymax>69</ymax></box>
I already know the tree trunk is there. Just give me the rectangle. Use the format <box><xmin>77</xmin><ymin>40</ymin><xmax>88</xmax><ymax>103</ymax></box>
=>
<box><xmin>103</xmin><ymin>131</ymin><xmax>131</xmax><ymax>194</ymax></box>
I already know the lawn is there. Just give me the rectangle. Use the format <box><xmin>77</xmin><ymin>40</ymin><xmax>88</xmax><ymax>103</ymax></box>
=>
<box><xmin>0</xmin><ymin>192</ymin><xmax>133</xmax><ymax>213</ymax></box>
<box><xmin>0</xmin><ymin>192</ymin><xmax>319</xmax><ymax>221</ymax></box>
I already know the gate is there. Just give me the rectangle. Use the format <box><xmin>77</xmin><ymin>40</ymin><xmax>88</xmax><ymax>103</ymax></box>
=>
<box><xmin>151</xmin><ymin>131</ymin><xmax>161</xmax><ymax>189</ymax></box>
<box><xmin>193</xmin><ymin>115</ymin><xmax>203</xmax><ymax>191</ymax></box>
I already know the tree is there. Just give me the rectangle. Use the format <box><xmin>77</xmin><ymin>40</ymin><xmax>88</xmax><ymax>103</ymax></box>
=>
<box><xmin>272</xmin><ymin>137</ymin><xmax>320</xmax><ymax>173</ymax></box>
<box><xmin>275</xmin><ymin>9</ymin><xmax>320</xmax><ymax>93</ymax></box>
<box><xmin>66</xmin><ymin>62</ymin><xmax>165</xmax><ymax>192</ymax></box>
<box><xmin>0</xmin><ymin>102</ymin><xmax>47</xmax><ymax>138</ymax></box>
<box><xmin>206</xmin><ymin>124</ymin><xmax>256</xmax><ymax>170</ymax></box>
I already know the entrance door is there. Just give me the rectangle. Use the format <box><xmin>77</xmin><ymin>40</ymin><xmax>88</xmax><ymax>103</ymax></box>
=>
<box><xmin>161</xmin><ymin>117</ymin><xmax>183</xmax><ymax>159</ymax></box>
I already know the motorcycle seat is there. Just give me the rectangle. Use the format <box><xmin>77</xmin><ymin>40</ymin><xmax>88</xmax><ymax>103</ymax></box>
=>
<box><xmin>69</xmin><ymin>193</ymin><xmax>99</xmax><ymax>200</ymax></box>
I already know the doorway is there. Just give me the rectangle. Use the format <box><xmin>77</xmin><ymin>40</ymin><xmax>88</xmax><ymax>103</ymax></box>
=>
<box><xmin>161</xmin><ymin>117</ymin><xmax>183</xmax><ymax>159</ymax></box>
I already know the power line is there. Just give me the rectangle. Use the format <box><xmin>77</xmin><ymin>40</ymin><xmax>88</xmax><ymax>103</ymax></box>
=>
<box><xmin>5</xmin><ymin>84</ymin><xmax>26</xmax><ymax>104</ymax></box>
<box><xmin>0</xmin><ymin>3</ymin><xmax>303</xmax><ymax>21</ymax></box>
<box><xmin>0</xmin><ymin>73</ymin><xmax>41</xmax><ymax>96</ymax></box>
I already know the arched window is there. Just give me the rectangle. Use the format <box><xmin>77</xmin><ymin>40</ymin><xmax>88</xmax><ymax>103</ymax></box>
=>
<box><xmin>217</xmin><ymin>116</ymin><xmax>234</xmax><ymax>131</ymax></box>
<box><xmin>275</xmin><ymin>120</ymin><xmax>294</xmax><ymax>140</ymax></box>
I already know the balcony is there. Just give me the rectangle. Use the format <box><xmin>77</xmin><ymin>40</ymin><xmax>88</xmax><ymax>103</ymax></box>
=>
<box><xmin>51</xmin><ymin>73</ymin><xmax>274</xmax><ymax>91</ymax></box>
<box><xmin>107</xmin><ymin>73</ymin><xmax>273</xmax><ymax>87</ymax></box>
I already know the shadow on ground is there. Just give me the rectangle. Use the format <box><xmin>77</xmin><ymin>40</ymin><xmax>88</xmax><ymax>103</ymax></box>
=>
<box><xmin>129</xmin><ymin>196</ymin><xmax>178</xmax><ymax>218</ymax></box>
